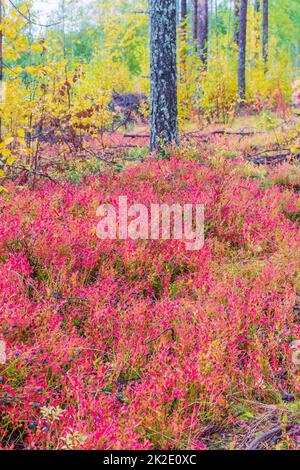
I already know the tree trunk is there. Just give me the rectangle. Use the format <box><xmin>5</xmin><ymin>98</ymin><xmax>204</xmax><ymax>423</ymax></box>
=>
<box><xmin>198</xmin><ymin>0</ymin><xmax>208</xmax><ymax>68</ymax></box>
<box><xmin>176</xmin><ymin>0</ymin><xmax>180</xmax><ymax>26</ymax></box>
<box><xmin>192</xmin><ymin>0</ymin><xmax>198</xmax><ymax>45</ymax></box>
<box><xmin>150</xmin><ymin>0</ymin><xmax>179</xmax><ymax>153</ymax></box>
<box><xmin>180</xmin><ymin>0</ymin><xmax>187</xmax><ymax>40</ymax></box>
<box><xmin>238</xmin><ymin>0</ymin><xmax>248</xmax><ymax>101</ymax></box>
<box><xmin>179</xmin><ymin>0</ymin><xmax>187</xmax><ymax>73</ymax></box>
<box><xmin>233</xmin><ymin>0</ymin><xmax>240</xmax><ymax>46</ymax></box>
<box><xmin>254</xmin><ymin>0</ymin><xmax>260</xmax><ymax>60</ymax></box>
<box><xmin>262</xmin><ymin>0</ymin><xmax>268</xmax><ymax>66</ymax></box>
<box><xmin>181</xmin><ymin>0</ymin><xmax>187</xmax><ymax>24</ymax></box>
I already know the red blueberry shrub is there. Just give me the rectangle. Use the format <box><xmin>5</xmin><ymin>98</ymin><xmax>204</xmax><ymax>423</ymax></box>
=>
<box><xmin>0</xmin><ymin>153</ymin><xmax>299</xmax><ymax>449</ymax></box>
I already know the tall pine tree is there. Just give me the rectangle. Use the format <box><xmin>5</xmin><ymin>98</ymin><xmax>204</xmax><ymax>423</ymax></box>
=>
<box><xmin>198</xmin><ymin>0</ymin><xmax>208</xmax><ymax>69</ymax></box>
<box><xmin>150</xmin><ymin>0</ymin><xmax>179</xmax><ymax>153</ymax></box>
<box><xmin>262</xmin><ymin>0</ymin><xmax>269</xmax><ymax>66</ymax></box>
<box><xmin>238</xmin><ymin>0</ymin><xmax>248</xmax><ymax>101</ymax></box>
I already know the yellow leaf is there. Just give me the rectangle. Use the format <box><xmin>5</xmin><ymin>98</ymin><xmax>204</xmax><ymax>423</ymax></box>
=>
<box><xmin>3</xmin><ymin>137</ymin><xmax>14</xmax><ymax>146</ymax></box>
<box><xmin>25</xmin><ymin>66</ymin><xmax>36</xmax><ymax>75</ymax></box>
<box><xmin>32</xmin><ymin>44</ymin><xmax>44</xmax><ymax>54</ymax></box>
<box><xmin>19</xmin><ymin>4</ymin><xmax>28</xmax><ymax>15</ymax></box>
<box><xmin>6</xmin><ymin>156</ymin><xmax>18</xmax><ymax>165</ymax></box>
<box><xmin>2</xmin><ymin>148</ymin><xmax>10</xmax><ymax>157</ymax></box>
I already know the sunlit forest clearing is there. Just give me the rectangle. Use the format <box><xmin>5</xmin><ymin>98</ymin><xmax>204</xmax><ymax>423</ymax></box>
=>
<box><xmin>0</xmin><ymin>0</ymin><xmax>300</xmax><ymax>451</ymax></box>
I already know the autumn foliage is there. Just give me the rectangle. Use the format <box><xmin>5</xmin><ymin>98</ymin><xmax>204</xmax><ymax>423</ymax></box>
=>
<box><xmin>0</xmin><ymin>142</ymin><xmax>299</xmax><ymax>449</ymax></box>
<box><xmin>0</xmin><ymin>0</ymin><xmax>300</xmax><ymax>452</ymax></box>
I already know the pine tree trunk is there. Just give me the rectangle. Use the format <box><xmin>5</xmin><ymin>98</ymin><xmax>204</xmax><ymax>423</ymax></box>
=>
<box><xmin>233</xmin><ymin>0</ymin><xmax>240</xmax><ymax>46</ymax></box>
<box><xmin>192</xmin><ymin>0</ymin><xmax>198</xmax><ymax>46</ymax></box>
<box><xmin>179</xmin><ymin>0</ymin><xmax>187</xmax><ymax>73</ymax></box>
<box><xmin>198</xmin><ymin>0</ymin><xmax>208</xmax><ymax>68</ymax></box>
<box><xmin>262</xmin><ymin>0</ymin><xmax>268</xmax><ymax>65</ymax></box>
<box><xmin>181</xmin><ymin>0</ymin><xmax>187</xmax><ymax>25</ymax></box>
<box><xmin>150</xmin><ymin>0</ymin><xmax>179</xmax><ymax>153</ymax></box>
<box><xmin>180</xmin><ymin>0</ymin><xmax>187</xmax><ymax>43</ymax></box>
<box><xmin>238</xmin><ymin>0</ymin><xmax>248</xmax><ymax>101</ymax></box>
<box><xmin>254</xmin><ymin>0</ymin><xmax>260</xmax><ymax>61</ymax></box>
<box><xmin>176</xmin><ymin>0</ymin><xmax>180</xmax><ymax>26</ymax></box>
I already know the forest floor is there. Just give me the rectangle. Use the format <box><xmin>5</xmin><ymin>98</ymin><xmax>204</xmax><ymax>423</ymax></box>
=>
<box><xmin>0</xmin><ymin>113</ymin><xmax>300</xmax><ymax>450</ymax></box>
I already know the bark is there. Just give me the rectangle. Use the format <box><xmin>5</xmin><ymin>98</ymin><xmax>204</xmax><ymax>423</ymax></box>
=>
<box><xmin>176</xmin><ymin>0</ymin><xmax>180</xmax><ymax>26</ymax></box>
<box><xmin>233</xmin><ymin>0</ymin><xmax>240</xmax><ymax>46</ymax></box>
<box><xmin>238</xmin><ymin>0</ymin><xmax>248</xmax><ymax>101</ymax></box>
<box><xmin>192</xmin><ymin>0</ymin><xmax>198</xmax><ymax>45</ymax></box>
<box><xmin>254</xmin><ymin>0</ymin><xmax>260</xmax><ymax>60</ymax></box>
<box><xmin>198</xmin><ymin>0</ymin><xmax>208</xmax><ymax>68</ymax></box>
<box><xmin>262</xmin><ymin>0</ymin><xmax>268</xmax><ymax>65</ymax></box>
<box><xmin>150</xmin><ymin>0</ymin><xmax>179</xmax><ymax>153</ymax></box>
<box><xmin>180</xmin><ymin>0</ymin><xmax>187</xmax><ymax>41</ymax></box>
<box><xmin>181</xmin><ymin>0</ymin><xmax>187</xmax><ymax>24</ymax></box>
<box><xmin>214</xmin><ymin>0</ymin><xmax>218</xmax><ymax>50</ymax></box>
<box><xmin>179</xmin><ymin>0</ymin><xmax>187</xmax><ymax>73</ymax></box>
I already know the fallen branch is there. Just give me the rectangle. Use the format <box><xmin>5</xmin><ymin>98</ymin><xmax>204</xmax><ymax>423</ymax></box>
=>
<box><xmin>108</xmin><ymin>144</ymin><xmax>144</xmax><ymax>150</ymax></box>
<box><xmin>183</xmin><ymin>129</ymin><xmax>266</xmax><ymax>138</ymax></box>
<box><xmin>123</xmin><ymin>128</ymin><xmax>266</xmax><ymax>140</ymax></box>
<box><xmin>13</xmin><ymin>163</ymin><xmax>58</xmax><ymax>184</ymax></box>
<box><xmin>248</xmin><ymin>151</ymin><xmax>300</xmax><ymax>165</ymax></box>
<box><xmin>247</xmin><ymin>424</ymin><xmax>294</xmax><ymax>450</ymax></box>
<box><xmin>123</xmin><ymin>133</ymin><xmax>149</xmax><ymax>139</ymax></box>
<box><xmin>146</xmin><ymin>327</ymin><xmax>175</xmax><ymax>345</ymax></box>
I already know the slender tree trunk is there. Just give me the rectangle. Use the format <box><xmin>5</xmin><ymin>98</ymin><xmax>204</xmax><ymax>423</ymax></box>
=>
<box><xmin>227</xmin><ymin>1</ymin><xmax>232</xmax><ymax>52</ymax></box>
<box><xmin>198</xmin><ymin>0</ymin><xmax>208</xmax><ymax>68</ymax></box>
<box><xmin>181</xmin><ymin>0</ymin><xmax>187</xmax><ymax>25</ymax></box>
<box><xmin>233</xmin><ymin>0</ymin><xmax>240</xmax><ymax>46</ymax></box>
<box><xmin>176</xmin><ymin>0</ymin><xmax>179</xmax><ymax>26</ymax></box>
<box><xmin>179</xmin><ymin>0</ymin><xmax>187</xmax><ymax>75</ymax></box>
<box><xmin>262</xmin><ymin>0</ymin><xmax>268</xmax><ymax>66</ymax></box>
<box><xmin>192</xmin><ymin>0</ymin><xmax>198</xmax><ymax>46</ymax></box>
<box><xmin>214</xmin><ymin>0</ymin><xmax>219</xmax><ymax>57</ymax></box>
<box><xmin>254</xmin><ymin>0</ymin><xmax>260</xmax><ymax>60</ymax></box>
<box><xmin>180</xmin><ymin>0</ymin><xmax>187</xmax><ymax>40</ymax></box>
<box><xmin>150</xmin><ymin>0</ymin><xmax>179</xmax><ymax>153</ymax></box>
<box><xmin>238</xmin><ymin>0</ymin><xmax>248</xmax><ymax>101</ymax></box>
<box><xmin>61</xmin><ymin>0</ymin><xmax>71</xmax><ymax>109</ymax></box>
